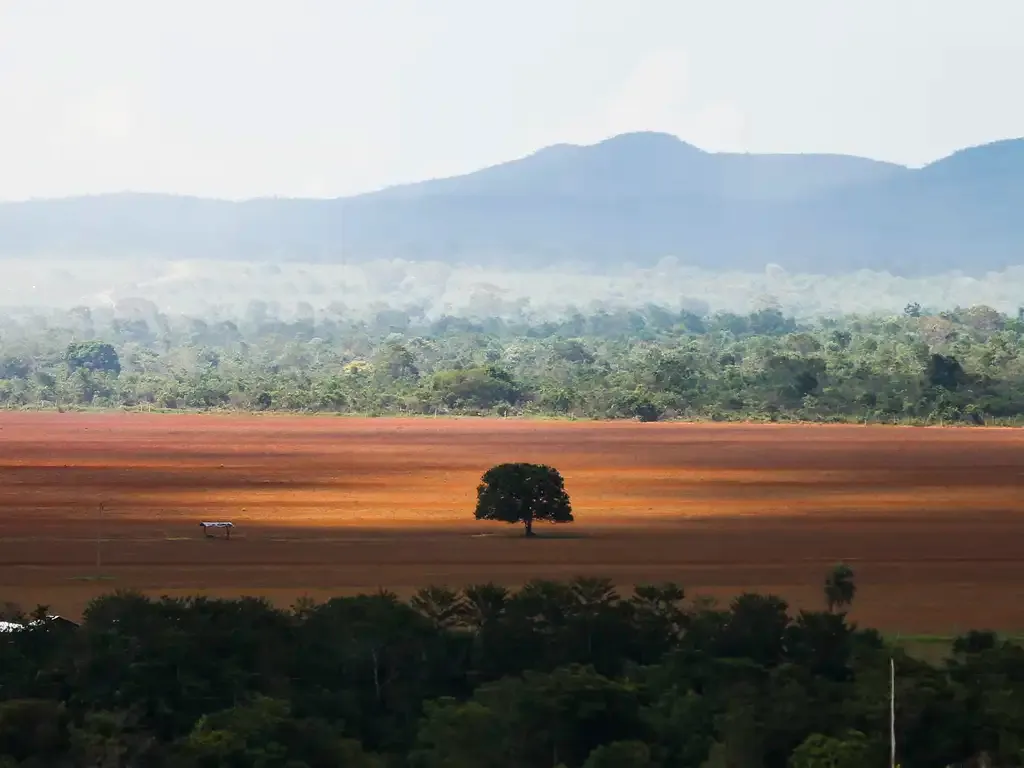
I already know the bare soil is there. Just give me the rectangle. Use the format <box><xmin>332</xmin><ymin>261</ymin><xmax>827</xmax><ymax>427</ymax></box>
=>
<box><xmin>1</xmin><ymin>412</ymin><xmax>1022</xmax><ymax>633</ymax></box>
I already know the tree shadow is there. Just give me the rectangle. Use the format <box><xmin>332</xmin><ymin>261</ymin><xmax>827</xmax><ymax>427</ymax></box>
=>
<box><xmin>479</xmin><ymin>527</ymin><xmax>594</xmax><ymax>540</ymax></box>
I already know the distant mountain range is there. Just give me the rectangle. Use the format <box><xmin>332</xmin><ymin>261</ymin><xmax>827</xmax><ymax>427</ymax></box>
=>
<box><xmin>2</xmin><ymin>131</ymin><xmax>1023</xmax><ymax>276</ymax></box>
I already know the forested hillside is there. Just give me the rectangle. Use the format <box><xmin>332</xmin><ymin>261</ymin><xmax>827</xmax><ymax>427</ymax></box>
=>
<box><xmin>0</xmin><ymin>302</ymin><xmax>1021</xmax><ymax>424</ymax></box>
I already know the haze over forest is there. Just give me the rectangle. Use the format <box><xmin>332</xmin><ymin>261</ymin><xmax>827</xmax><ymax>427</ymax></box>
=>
<box><xmin>6</xmin><ymin>256</ymin><xmax>1024</xmax><ymax>323</ymax></box>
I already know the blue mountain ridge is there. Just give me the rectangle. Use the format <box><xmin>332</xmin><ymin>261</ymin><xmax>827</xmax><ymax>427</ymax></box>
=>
<box><xmin>1</xmin><ymin>131</ymin><xmax>1021</xmax><ymax>276</ymax></box>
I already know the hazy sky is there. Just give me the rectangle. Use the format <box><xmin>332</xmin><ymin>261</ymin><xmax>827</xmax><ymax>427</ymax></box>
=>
<box><xmin>2</xmin><ymin>0</ymin><xmax>1022</xmax><ymax>201</ymax></box>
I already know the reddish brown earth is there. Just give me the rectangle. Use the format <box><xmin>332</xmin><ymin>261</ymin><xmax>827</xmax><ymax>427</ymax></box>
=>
<box><xmin>2</xmin><ymin>412</ymin><xmax>1024</xmax><ymax>633</ymax></box>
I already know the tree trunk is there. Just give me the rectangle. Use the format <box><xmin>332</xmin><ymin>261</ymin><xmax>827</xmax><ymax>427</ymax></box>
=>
<box><xmin>524</xmin><ymin>518</ymin><xmax>535</xmax><ymax>537</ymax></box>
<box><xmin>371</xmin><ymin>647</ymin><xmax>381</xmax><ymax>702</ymax></box>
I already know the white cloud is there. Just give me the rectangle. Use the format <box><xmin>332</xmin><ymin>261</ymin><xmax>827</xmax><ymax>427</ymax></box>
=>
<box><xmin>600</xmin><ymin>49</ymin><xmax>693</xmax><ymax>133</ymax></box>
<box><xmin>561</xmin><ymin>49</ymin><xmax>748</xmax><ymax>151</ymax></box>
<box><xmin>71</xmin><ymin>87</ymin><xmax>136</xmax><ymax>142</ymax></box>
<box><xmin>683</xmin><ymin>102</ymin><xmax>749</xmax><ymax>153</ymax></box>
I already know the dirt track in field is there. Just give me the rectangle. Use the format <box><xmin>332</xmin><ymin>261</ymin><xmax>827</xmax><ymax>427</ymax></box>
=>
<box><xmin>1</xmin><ymin>412</ymin><xmax>1023</xmax><ymax>633</ymax></box>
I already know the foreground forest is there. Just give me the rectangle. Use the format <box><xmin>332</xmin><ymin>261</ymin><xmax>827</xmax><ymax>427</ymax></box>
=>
<box><xmin>1</xmin><ymin>574</ymin><xmax>1020</xmax><ymax>767</ymax></box>
<box><xmin>0</xmin><ymin>301</ymin><xmax>1021</xmax><ymax>423</ymax></box>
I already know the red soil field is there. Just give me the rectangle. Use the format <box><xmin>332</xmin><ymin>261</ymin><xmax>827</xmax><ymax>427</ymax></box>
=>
<box><xmin>2</xmin><ymin>411</ymin><xmax>1024</xmax><ymax>633</ymax></box>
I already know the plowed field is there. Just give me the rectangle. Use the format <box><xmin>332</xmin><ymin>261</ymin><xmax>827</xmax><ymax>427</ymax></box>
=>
<box><xmin>2</xmin><ymin>412</ymin><xmax>1023</xmax><ymax>633</ymax></box>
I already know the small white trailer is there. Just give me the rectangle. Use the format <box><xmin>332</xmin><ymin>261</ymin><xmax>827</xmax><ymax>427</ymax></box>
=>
<box><xmin>199</xmin><ymin>521</ymin><xmax>234</xmax><ymax>539</ymax></box>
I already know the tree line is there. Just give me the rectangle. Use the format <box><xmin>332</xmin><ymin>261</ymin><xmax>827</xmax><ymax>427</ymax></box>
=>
<box><xmin>1</xmin><ymin>568</ymin><xmax>1020</xmax><ymax>767</ymax></box>
<box><xmin>1</xmin><ymin>302</ymin><xmax>1023</xmax><ymax>423</ymax></box>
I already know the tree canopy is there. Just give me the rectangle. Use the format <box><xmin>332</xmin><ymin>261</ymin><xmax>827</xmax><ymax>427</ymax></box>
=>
<box><xmin>63</xmin><ymin>340</ymin><xmax>121</xmax><ymax>375</ymax></box>
<box><xmin>1</xmin><ymin>302</ymin><xmax>1024</xmax><ymax>424</ymax></box>
<box><xmin>0</xmin><ymin>570</ymin><xmax>1021</xmax><ymax>766</ymax></box>
<box><xmin>475</xmin><ymin>463</ymin><xmax>573</xmax><ymax>536</ymax></box>
<box><xmin>824</xmin><ymin>563</ymin><xmax>856</xmax><ymax>613</ymax></box>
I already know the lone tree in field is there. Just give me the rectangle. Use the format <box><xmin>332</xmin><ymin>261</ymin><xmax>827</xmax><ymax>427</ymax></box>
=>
<box><xmin>824</xmin><ymin>563</ymin><xmax>856</xmax><ymax>613</ymax></box>
<box><xmin>474</xmin><ymin>463</ymin><xmax>573</xmax><ymax>537</ymax></box>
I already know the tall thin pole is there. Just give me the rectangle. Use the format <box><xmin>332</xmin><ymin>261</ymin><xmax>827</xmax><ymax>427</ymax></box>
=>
<box><xmin>890</xmin><ymin>657</ymin><xmax>896</xmax><ymax>768</ymax></box>
<box><xmin>96</xmin><ymin>502</ymin><xmax>104</xmax><ymax>570</ymax></box>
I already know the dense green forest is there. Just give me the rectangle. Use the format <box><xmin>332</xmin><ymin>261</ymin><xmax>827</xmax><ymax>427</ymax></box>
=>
<box><xmin>1</xmin><ymin>572</ymin><xmax>1020</xmax><ymax>767</ymax></box>
<box><xmin>1</xmin><ymin>301</ymin><xmax>1022</xmax><ymax>423</ymax></box>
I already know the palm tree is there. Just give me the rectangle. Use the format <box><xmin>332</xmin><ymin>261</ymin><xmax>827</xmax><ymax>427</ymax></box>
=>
<box><xmin>410</xmin><ymin>585</ymin><xmax>465</xmax><ymax>630</ymax></box>
<box><xmin>459</xmin><ymin>583</ymin><xmax>509</xmax><ymax>631</ymax></box>
<box><xmin>824</xmin><ymin>563</ymin><xmax>856</xmax><ymax>613</ymax></box>
<box><xmin>569</xmin><ymin>577</ymin><xmax>620</xmax><ymax>656</ymax></box>
<box><xmin>570</xmin><ymin>577</ymin><xmax>619</xmax><ymax>612</ymax></box>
